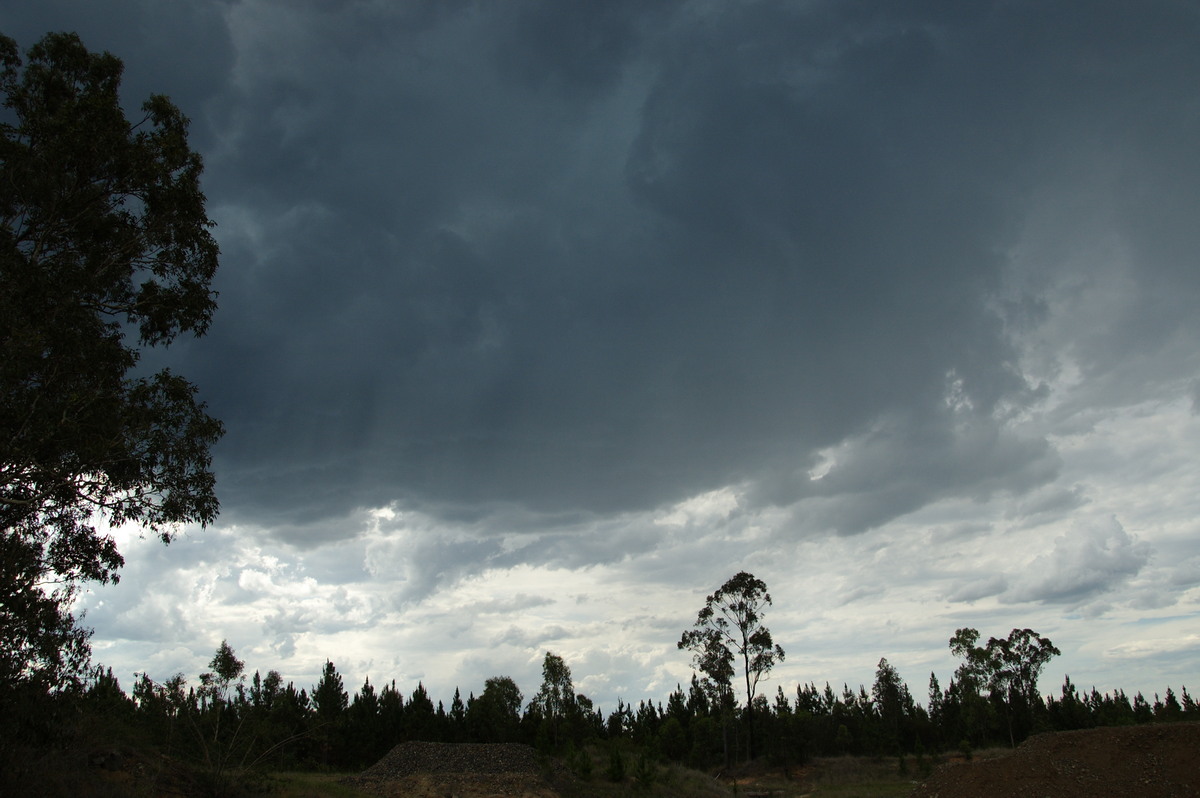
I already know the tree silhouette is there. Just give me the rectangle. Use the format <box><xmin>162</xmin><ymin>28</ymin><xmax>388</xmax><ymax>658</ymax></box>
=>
<box><xmin>679</xmin><ymin>571</ymin><xmax>784</xmax><ymax>760</ymax></box>
<box><xmin>1</xmin><ymin>31</ymin><xmax>222</xmax><ymax>693</ymax></box>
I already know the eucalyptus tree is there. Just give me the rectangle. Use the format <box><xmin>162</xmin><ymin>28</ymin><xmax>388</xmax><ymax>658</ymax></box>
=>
<box><xmin>192</xmin><ymin>641</ymin><xmax>248</xmax><ymax>788</ymax></box>
<box><xmin>0</xmin><ymin>31</ymin><xmax>222</xmax><ymax>692</ymax></box>
<box><xmin>470</xmin><ymin>675</ymin><xmax>523</xmax><ymax>742</ymax></box>
<box><xmin>679</xmin><ymin>571</ymin><xmax>785</xmax><ymax>760</ymax></box>
<box><xmin>950</xmin><ymin>627</ymin><xmax>1061</xmax><ymax>746</ymax></box>
<box><xmin>530</xmin><ymin>651</ymin><xmax>575</xmax><ymax>748</ymax></box>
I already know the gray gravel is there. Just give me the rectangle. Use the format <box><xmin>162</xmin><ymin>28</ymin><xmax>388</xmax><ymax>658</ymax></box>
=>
<box><xmin>354</xmin><ymin>741</ymin><xmax>543</xmax><ymax>778</ymax></box>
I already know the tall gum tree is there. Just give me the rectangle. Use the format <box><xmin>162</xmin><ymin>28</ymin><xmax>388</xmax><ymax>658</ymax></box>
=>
<box><xmin>679</xmin><ymin>571</ymin><xmax>785</xmax><ymax>760</ymax></box>
<box><xmin>0</xmin><ymin>31</ymin><xmax>222</xmax><ymax>692</ymax></box>
<box><xmin>530</xmin><ymin>651</ymin><xmax>575</xmax><ymax>749</ymax></box>
<box><xmin>950</xmin><ymin>627</ymin><xmax>1061</xmax><ymax>747</ymax></box>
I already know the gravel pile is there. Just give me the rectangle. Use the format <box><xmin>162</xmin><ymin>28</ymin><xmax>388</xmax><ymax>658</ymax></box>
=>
<box><xmin>342</xmin><ymin>741</ymin><xmax>570</xmax><ymax>796</ymax></box>
<box><xmin>343</xmin><ymin>739</ymin><xmax>552</xmax><ymax>792</ymax></box>
<box><xmin>355</xmin><ymin>741</ymin><xmax>542</xmax><ymax>779</ymax></box>
<box><xmin>910</xmin><ymin>722</ymin><xmax>1200</xmax><ymax>798</ymax></box>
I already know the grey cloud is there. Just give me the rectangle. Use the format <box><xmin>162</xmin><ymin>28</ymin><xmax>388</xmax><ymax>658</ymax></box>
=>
<box><xmin>355</xmin><ymin>506</ymin><xmax>672</xmax><ymax>605</ymax></box>
<box><xmin>776</xmin><ymin>412</ymin><xmax>1059</xmax><ymax>534</ymax></box>
<box><xmin>1165</xmin><ymin>559</ymin><xmax>1200</xmax><ymax>591</ymax></box>
<box><xmin>89</xmin><ymin>591</ymin><xmax>192</xmax><ymax>644</ymax></box>
<box><xmin>465</xmin><ymin>593</ymin><xmax>556</xmax><ymax>616</ymax></box>
<box><xmin>1006</xmin><ymin>485</ymin><xmax>1089</xmax><ymax>526</ymax></box>
<box><xmin>489</xmin><ymin>624</ymin><xmax>571</xmax><ymax>649</ymax></box>
<box><xmin>927</xmin><ymin>522</ymin><xmax>995</xmax><ymax>545</ymax></box>
<box><xmin>290</xmin><ymin>537</ymin><xmax>371</xmax><ymax>583</ymax></box>
<box><xmin>1126</xmin><ymin>589</ymin><xmax>1178</xmax><ymax>613</ymax></box>
<box><xmin>13</xmin><ymin>1</ymin><xmax>1200</xmax><ymax>559</ymax></box>
<box><xmin>839</xmin><ymin>585</ymin><xmax>886</xmax><ymax>606</ymax></box>
<box><xmin>493</xmin><ymin>0</ymin><xmax>659</xmax><ymax>94</ymax></box>
<box><xmin>945</xmin><ymin>575</ymin><xmax>1008</xmax><ymax>604</ymax></box>
<box><xmin>1127</xmin><ymin>552</ymin><xmax>1200</xmax><ymax>611</ymax></box>
<box><xmin>501</xmin><ymin>521</ymin><xmax>665</xmax><ymax>571</ymax></box>
<box><xmin>366</xmin><ymin>527</ymin><xmax>504</xmax><ymax>607</ymax></box>
<box><xmin>1006</xmin><ymin>516</ymin><xmax>1151</xmax><ymax>605</ymax></box>
<box><xmin>262</xmin><ymin>606</ymin><xmax>311</xmax><ymax>660</ymax></box>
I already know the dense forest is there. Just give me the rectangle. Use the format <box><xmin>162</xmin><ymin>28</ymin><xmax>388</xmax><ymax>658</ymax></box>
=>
<box><xmin>6</xmin><ymin>635</ymin><xmax>1195</xmax><ymax>789</ymax></box>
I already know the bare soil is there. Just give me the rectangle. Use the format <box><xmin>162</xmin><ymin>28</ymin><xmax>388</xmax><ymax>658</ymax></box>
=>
<box><xmin>909</xmin><ymin>722</ymin><xmax>1200</xmax><ymax>798</ymax></box>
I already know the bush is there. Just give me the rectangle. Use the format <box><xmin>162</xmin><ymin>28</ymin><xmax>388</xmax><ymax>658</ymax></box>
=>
<box><xmin>565</xmin><ymin>742</ymin><xmax>592</xmax><ymax>781</ymax></box>
<box><xmin>634</xmin><ymin>751</ymin><xmax>657</xmax><ymax>788</ymax></box>
<box><xmin>607</xmin><ymin>745</ymin><xmax>626</xmax><ymax>782</ymax></box>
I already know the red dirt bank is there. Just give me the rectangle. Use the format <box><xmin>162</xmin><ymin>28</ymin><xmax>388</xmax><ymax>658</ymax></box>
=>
<box><xmin>910</xmin><ymin>722</ymin><xmax>1200</xmax><ymax>798</ymax></box>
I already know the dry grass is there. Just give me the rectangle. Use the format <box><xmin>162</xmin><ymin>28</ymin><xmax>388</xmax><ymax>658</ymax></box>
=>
<box><xmin>275</xmin><ymin>750</ymin><xmax>930</xmax><ymax>798</ymax></box>
<box><xmin>799</xmin><ymin>756</ymin><xmax>916</xmax><ymax>797</ymax></box>
<box><xmin>260</xmin><ymin>771</ymin><xmax>376</xmax><ymax>797</ymax></box>
<box><xmin>720</xmin><ymin>755</ymin><xmax>910</xmax><ymax>798</ymax></box>
<box><xmin>6</xmin><ymin>739</ymin><xmax>982</xmax><ymax>798</ymax></box>
<box><xmin>552</xmin><ymin>745</ymin><xmax>731</xmax><ymax>798</ymax></box>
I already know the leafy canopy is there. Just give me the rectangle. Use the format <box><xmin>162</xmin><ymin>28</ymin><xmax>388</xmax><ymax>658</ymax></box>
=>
<box><xmin>531</xmin><ymin>650</ymin><xmax>574</xmax><ymax>721</ymax></box>
<box><xmin>678</xmin><ymin>571</ymin><xmax>785</xmax><ymax>709</ymax></box>
<box><xmin>0</xmin><ymin>31</ymin><xmax>222</xmax><ymax>691</ymax></box>
<box><xmin>950</xmin><ymin>627</ymin><xmax>1061</xmax><ymax>703</ymax></box>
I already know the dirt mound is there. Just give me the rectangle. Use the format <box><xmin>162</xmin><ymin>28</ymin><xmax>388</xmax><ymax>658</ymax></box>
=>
<box><xmin>910</xmin><ymin>722</ymin><xmax>1200</xmax><ymax>798</ymax></box>
<box><xmin>344</xmin><ymin>741</ymin><xmax>567</xmax><ymax>797</ymax></box>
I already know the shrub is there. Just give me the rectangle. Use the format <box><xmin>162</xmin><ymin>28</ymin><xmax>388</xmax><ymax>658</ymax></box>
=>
<box><xmin>607</xmin><ymin>745</ymin><xmax>626</xmax><ymax>782</ymax></box>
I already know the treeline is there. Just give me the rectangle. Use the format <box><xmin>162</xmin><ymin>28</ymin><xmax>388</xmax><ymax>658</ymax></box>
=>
<box><xmin>58</xmin><ymin>639</ymin><xmax>1198</xmax><ymax>781</ymax></box>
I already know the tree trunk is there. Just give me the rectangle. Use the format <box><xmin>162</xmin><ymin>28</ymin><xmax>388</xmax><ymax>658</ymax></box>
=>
<box><xmin>744</xmin><ymin>649</ymin><xmax>755</xmax><ymax>761</ymax></box>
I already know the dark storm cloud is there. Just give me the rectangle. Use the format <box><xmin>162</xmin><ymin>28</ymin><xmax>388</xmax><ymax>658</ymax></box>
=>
<box><xmin>12</xmin><ymin>2</ymin><xmax>1200</xmax><ymax>538</ymax></box>
<box><xmin>1</xmin><ymin>0</ymin><xmax>235</xmax><ymax>146</ymax></box>
<box><xmin>789</xmin><ymin>415</ymin><xmax>1059</xmax><ymax>535</ymax></box>
<box><xmin>493</xmin><ymin>0</ymin><xmax>659</xmax><ymax>94</ymax></box>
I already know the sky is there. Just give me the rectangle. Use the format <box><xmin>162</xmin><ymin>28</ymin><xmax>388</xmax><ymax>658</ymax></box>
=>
<box><xmin>5</xmin><ymin>0</ymin><xmax>1199</xmax><ymax>713</ymax></box>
